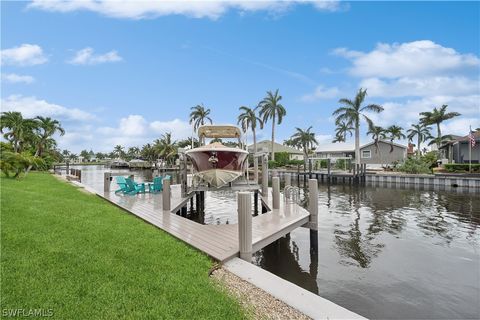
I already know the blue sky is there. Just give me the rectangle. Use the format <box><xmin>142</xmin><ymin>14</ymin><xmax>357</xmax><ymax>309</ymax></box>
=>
<box><xmin>1</xmin><ymin>1</ymin><xmax>479</xmax><ymax>152</ymax></box>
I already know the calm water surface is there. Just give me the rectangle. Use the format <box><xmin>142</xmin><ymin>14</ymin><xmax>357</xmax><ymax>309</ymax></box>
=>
<box><xmin>74</xmin><ymin>165</ymin><xmax>480</xmax><ymax>319</ymax></box>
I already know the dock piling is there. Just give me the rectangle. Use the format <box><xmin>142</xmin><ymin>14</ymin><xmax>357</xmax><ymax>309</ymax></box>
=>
<box><xmin>272</xmin><ymin>177</ymin><xmax>280</xmax><ymax>209</ymax></box>
<box><xmin>162</xmin><ymin>178</ymin><xmax>171</xmax><ymax>211</ymax></box>
<box><xmin>104</xmin><ymin>172</ymin><xmax>111</xmax><ymax>192</ymax></box>
<box><xmin>306</xmin><ymin>179</ymin><xmax>318</xmax><ymax>230</ymax></box>
<box><xmin>238</xmin><ymin>192</ymin><xmax>252</xmax><ymax>261</ymax></box>
<box><xmin>285</xmin><ymin>173</ymin><xmax>291</xmax><ymax>187</ymax></box>
<box><xmin>262</xmin><ymin>155</ymin><xmax>268</xmax><ymax>197</ymax></box>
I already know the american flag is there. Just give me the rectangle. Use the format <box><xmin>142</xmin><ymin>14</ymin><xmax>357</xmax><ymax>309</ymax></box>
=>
<box><xmin>469</xmin><ymin>130</ymin><xmax>476</xmax><ymax>148</ymax></box>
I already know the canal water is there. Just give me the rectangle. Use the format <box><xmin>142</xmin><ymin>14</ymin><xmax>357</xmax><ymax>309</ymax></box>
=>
<box><xmin>72</xmin><ymin>165</ymin><xmax>480</xmax><ymax>319</ymax></box>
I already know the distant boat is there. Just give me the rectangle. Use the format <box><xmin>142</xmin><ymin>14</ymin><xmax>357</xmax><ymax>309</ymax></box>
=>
<box><xmin>186</xmin><ymin>125</ymin><xmax>248</xmax><ymax>188</ymax></box>
<box><xmin>128</xmin><ymin>159</ymin><xmax>152</xmax><ymax>169</ymax></box>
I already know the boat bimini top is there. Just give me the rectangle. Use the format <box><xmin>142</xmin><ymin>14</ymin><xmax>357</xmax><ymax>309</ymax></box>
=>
<box><xmin>197</xmin><ymin>125</ymin><xmax>242</xmax><ymax>139</ymax></box>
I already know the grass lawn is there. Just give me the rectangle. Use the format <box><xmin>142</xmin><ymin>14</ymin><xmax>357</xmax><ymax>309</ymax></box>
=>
<box><xmin>0</xmin><ymin>173</ymin><xmax>245</xmax><ymax>319</ymax></box>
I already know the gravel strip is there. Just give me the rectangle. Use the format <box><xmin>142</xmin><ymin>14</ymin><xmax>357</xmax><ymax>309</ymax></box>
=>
<box><xmin>211</xmin><ymin>267</ymin><xmax>311</xmax><ymax>320</ymax></box>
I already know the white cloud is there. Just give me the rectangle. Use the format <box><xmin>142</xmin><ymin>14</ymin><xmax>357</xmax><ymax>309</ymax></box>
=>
<box><xmin>0</xmin><ymin>95</ymin><xmax>95</xmax><ymax>121</ymax></box>
<box><xmin>1</xmin><ymin>73</ymin><xmax>35</xmax><ymax>84</ymax></box>
<box><xmin>361</xmin><ymin>76</ymin><xmax>479</xmax><ymax>98</ymax></box>
<box><xmin>363</xmin><ymin>95</ymin><xmax>480</xmax><ymax>135</ymax></box>
<box><xmin>334</xmin><ymin>40</ymin><xmax>479</xmax><ymax>78</ymax></box>
<box><xmin>301</xmin><ymin>85</ymin><xmax>340</xmax><ymax>101</ymax></box>
<box><xmin>90</xmin><ymin>116</ymin><xmax>191</xmax><ymax>152</ymax></box>
<box><xmin>29</xmin><ymin>0</ymin><xmax>343</xmax><ymax>20</ymax></box>
<box><xmin>0</xmin><ymin>44</ymin><xmax>47</xmax><ymax>66</ymax></box>
<box><xmin>68</xmin><ymin>47</ymin><xmax>122</xmax><ymax>65</ymax></box>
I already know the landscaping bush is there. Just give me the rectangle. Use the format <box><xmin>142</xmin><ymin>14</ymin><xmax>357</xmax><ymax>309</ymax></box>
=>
<box><xmin>335</xmin><ymin>159</ymin><xmax>347</xmax><ymax>170</ymax></box>
<box><xmin>421</xmin><ymin>151</ymin><xmax>439</xmax><ymax>169</ymax></box>
<box><xmin>274</xmin><ymin>152</ymin><xmax>290</xmax><ymax>167</ymax></box>
<box><xmin>397</xmin><ymin>157</ymin><xmax>432</xmax><ymax>174</ymax></box>
<box><xmin>444</xmin><ymin>163</ymin><xmax>480</xmax><ymax>173</ymax></box>
<box><xmin>288</xmin><ymin>159</ymin><xmax>304</xmax><ymax>166</ymax></box>
<box><xmin>268</xmin><ymin>160</ymin><xmax>278</xmax><ymax>169</ymax></box>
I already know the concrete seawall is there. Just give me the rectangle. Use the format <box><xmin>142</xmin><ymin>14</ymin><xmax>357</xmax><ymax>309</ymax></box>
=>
<box><xmin>366</xmin><ymin>173</ymin><xmax>480</xmax><ymax>189</ymax></box>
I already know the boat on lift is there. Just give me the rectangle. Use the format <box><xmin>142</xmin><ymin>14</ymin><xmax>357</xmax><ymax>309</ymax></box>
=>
<box><xmin>186</xmin><ymin>125</ymin><xmax>248</xmax><ymax>188</ymax></box>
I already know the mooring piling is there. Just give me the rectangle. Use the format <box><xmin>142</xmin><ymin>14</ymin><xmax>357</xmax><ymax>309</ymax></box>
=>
<box><xmin>238</xmin><ymin>192</ymin><xmax>252</xmax><ymax>261</ymax></box>
<box><xmin>104</xmin><ymin>172</ymin><xmax>111</xmax><ymax>192</ymax></box>
<box><xmin>285</xmin><ymin>173</ymin><xmax>291</xmax><ymax>187</ymax></box>
<box><xmin>162</xmin><ymin>178</ymin><xmax>171</xmax><ymax>211</ymax></box>
<box><xmin>272</xmin><ymin>176</ymin><xmax>280</xmax><ymax>209</ymax></box>
<box><xmin>262</xmin><ymin>155</ymin><xmax>269</xmax><ymax>197</ymax></box>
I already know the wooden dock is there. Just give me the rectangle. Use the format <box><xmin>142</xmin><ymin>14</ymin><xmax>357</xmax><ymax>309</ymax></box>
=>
<box><xmin>94</xmin><ymin>185</ymin><xmax>310</xmax><ymax>262</ymax></box>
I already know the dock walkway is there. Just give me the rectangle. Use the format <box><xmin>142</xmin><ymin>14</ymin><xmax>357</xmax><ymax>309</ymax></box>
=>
<box><xmin>95</xmin><ymin>185</ymin><xmax>309</xmax><ymax>261</ymax></box>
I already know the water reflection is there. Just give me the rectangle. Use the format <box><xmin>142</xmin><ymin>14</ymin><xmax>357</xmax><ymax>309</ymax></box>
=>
<box><xmin>255</xmin><ymin>182</ymin><xmax>480</xmax><ymax>319</ymax></box>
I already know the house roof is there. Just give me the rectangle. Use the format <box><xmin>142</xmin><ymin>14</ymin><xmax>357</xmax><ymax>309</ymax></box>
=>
<box><xmin>315</xmin><ymin>140</ymin><xmax>407</xmax><ymax>153</ymax></box>
<box><xmin>439</xmin><ymin>130</ymin><xmax>480</xmax><ymax>148</ymax></box>
<box><xmin>360</xmin><ymin>140</ymin><xmax>407</xmax><ymax>150</ymax></box>
<box><xmin>248</xmin><ymin>140</ymin><xmax>303</xmax><ymax>154</ymax></box>
<box><xmin>315</xmin><ymin>142</ymin><xmax>355</xmax><ymax>153</ymax></box>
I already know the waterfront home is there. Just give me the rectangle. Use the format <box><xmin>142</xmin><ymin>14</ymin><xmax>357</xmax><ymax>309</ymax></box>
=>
<box><xmin>439</xmin><ymin>130</ymin><xmax>480</xmax><ymax>163</ymax></box>
<box><xmin>248</xmin><ymin>140</ymin><xmax>303</xmax><ymax>160</ymax></box>
<box><xmin>315</xmin><ymin>140</ymin><xmax>408</xmax><ymax>168</ymax></box>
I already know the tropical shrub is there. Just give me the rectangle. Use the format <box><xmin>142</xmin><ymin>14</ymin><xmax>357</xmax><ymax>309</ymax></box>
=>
<box><xmin>397</xmin><ymin>157</ymin><xmax>431</xmax><ymax>174</ymax></box>
<box><xmin>421</xmin><ymin>151</ymin><xmax>439</xmax><ymax>169</ymax></box>
<box><xmin>268</xmin><ymin>160</ymin><xmax>278</xmax><ymax>169</ymax></box>
<box><xmin>274</xmin><ymin>152</ymin><xmax>290</xmax><ymax>167</ymax></box>
<box><xmin>444</xmin><ymin>163</ymin><xmax>480</xmax><ymax>173</ymax></box>
<box><xmin>335</xmin><ymin>159</ymin><xmax>347</xmax><ymax>170</ymax></box>
<box><xmin>0</xmin><ymin>151</ymin><xmax>45</xmax><ymax>178</ymax></box>
<box><xmin>288</xmin><ymin>159</ymin><xmax>304</xmax><ymax>166</ymax></box>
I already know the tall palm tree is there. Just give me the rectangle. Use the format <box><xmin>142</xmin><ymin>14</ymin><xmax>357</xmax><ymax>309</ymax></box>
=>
<box><xmin>33</xmin><ymin>116</ymin><xmax>65</xmax><ymax>157</ymax></box>
<box><xmin>0</xmin><ymin>111</ymin><xmax>37</xmax><ymax>153</ymax></box>
<box><xmin>332</xmin><ymin>88</ymin><xmax>384</xmax><ymax>165</ymax></box>
<box><xmin>189</xmin><ymin>104</ymin><xmax>213</xmax><ymax>133</ymax></box>
<box><xmin>385</xmin><ymin>125</ymin><xmax>406</xmax><ymax>153</ymax></box>
<box><xmin>113</xmin><ymin>145</ymin><xmax>125</xmax><ymax>159</ymax></box>
<box><xmin>257</xmin><ymin>89</ymin><xmax>286</xmax><ymax>161</ymax></box>
<box><xmin>407</xmin><ymin>123</ymin><xmax>432</xmax><ymax>158</ymax></box>
<box><xmin>333</xmin><ymin>121</ymin><xmax>354</xmax><ymax>143</ymax></box>
<box><xmin>367</xmin><ymin>125</ymin><xmax>386</xmax><ymax>154</ymax></box>
<box><xmin>237</xmin><ymin>106</ymin><xmax>263</xmax><ymax>182</ymax></box>
<box><xmin>419</xmin><ymin>105</ymin><xmax>461</xmax><ymax>149</ymax></box>
<box><xmin>154</xmin><ymin>133</ymin><xmax>177</xmax><ymax>165</ymax></box>
<box><xmin>290</xmin><ymin>126</ymin><xmax>318</xmax><ymax>166</ymax></box>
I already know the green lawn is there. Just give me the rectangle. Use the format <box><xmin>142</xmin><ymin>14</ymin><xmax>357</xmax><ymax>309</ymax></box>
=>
<box><xmin>0</xmin><ymin>173</ymin><xmax>245</xmax><ymax>319</ymax></box>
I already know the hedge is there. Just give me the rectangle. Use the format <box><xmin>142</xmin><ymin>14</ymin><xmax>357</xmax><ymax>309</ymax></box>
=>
<box><xmin>444</xmin><ymin>163</ymin><xmax>480</xmax><ymax>172</ymax></box>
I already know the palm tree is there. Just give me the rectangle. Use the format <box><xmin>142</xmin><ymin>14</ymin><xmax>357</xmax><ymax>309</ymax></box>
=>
<box><xmin>33</xmin><ymin>116</ymin><xmax>65</xmax><ymax>157</ymax></box>
<box><xmin>0</xmin><ymin>111</ymin><xmax>38</xmax><ymax>152</ymax></box>
<box><xmin>367</xmin><ymin>125</ymin><xmax>386</xmax><ymax>154</ymax></box>
<box><xmin>333</xmin><ymin>121</ymin><xmax>354</xmax><ymax>143</ymax></box>
<box><xmin>237</xmin><ymin>106</ymin><xmax>263</xmax><ymax>181</ymax></box>
<box><xmin>113</xmin><ymin>145</ymin><xmax>125</xmax><ymax>159</ymax></box>
<box><xmin>258</xmin><ymin>89</ymin><xmax>286</xmax><ymax>161</ymax></box>
<box><xmin>189</xmin><ymin>104</ymin><xmax>213</xmax><ymax>133</ymax></box>
<box><xmin>419</xmin><ymin>105</ymin><xmax>461</xmax><ymax>149</ymax></box>
<box><xmin>154</xmin><ymin>133</ymin><xmax>177</xmax><ymax>165</ymax></box>
<box><xmin>385</xmin><ymin>125</ymin><xmax>406</xmax><ymax>153</ymax></box>
<box><xmin>290</xmin><ymin>126</ymin><xmax>318</xmax><ymax>166</ymax></box>
<box><xmin>407</xmin><ymin>123</ymin><xmax>432</xmax><ymax>158</ymax></box>
<box><xmin>332</xmin><ymin>89</ymin><xmax>384</xmax><ymax>165</ymax></box>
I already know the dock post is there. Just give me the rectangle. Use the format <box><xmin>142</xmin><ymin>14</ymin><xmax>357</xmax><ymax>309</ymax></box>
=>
<box><xmin>162</xmin><ymin>178</ymin><xmax>171</xmax><ymax>211</ymax></box>
<box><xmin>262</xmin><ymin>154</ymin><xmax>268</xmax><ymax>197</ymax></box>
<box><xmin>272</xmin><ymin>177</ymin><xmax>280</xmax><ymax>209</ymax></box>
<box><xmin>104</xmin><ymin>172</ymin><xmax>111</xmax><ymax>192</ymax></box>
<box><xmin>327</xmin><ymin>159</ymin><xmax>331</xmax><ymax>180</ymax></box>
<box><xmin>254</xmin><ymin>156</ymin><xmax>259</xmax><ymax>183</ymax></box>
<box><xmin>238</xmin><ymin>192</ymin><xmax>252</xmax><ymax>262</ymax></box>
<box><xmin>353</xmin><ymin>165</ymin><xmax>356</xmax><ymax>183</ymax></box>
<box><xmin>307</xmin><ymin>179</ymin><xmax>318</xmax><ymax>230</ymax></box>
<box><xmin>285</xmin><ymin>173</ymin><xmax>291</xmax><ymax>187</ymax></box>
<box><xmin>254</xmin><ymin>191</ymin><xmax>259</xmax><ymax>216</ymax></box>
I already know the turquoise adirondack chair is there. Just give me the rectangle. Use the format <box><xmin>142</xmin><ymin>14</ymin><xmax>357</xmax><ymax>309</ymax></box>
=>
<box><xmin>114</xmin><ymin>176</ymin><xmax>129</xmax><ymax>194</ymax></box>
<box><xmin>148</xmin><ymin>176</ymin><xmax>163</xmax><ymax>193</ymax></box>
<box><xmin>125</xmin><ymin>178</ymin><xmax>146</xmax><ymax>194</ymax></box>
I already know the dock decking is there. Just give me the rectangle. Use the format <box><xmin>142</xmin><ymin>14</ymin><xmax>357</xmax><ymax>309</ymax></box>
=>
<box><xmin>93</xmin><ymin>185</ymin><xmax>310</xmax><ymax>261</ymax></box>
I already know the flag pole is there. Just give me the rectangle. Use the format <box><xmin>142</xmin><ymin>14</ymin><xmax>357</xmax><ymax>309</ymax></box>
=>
<box><xmin>469</xmin><ymin>125</ymin><xmax>472</xmax><ymax>173</ymax></box>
